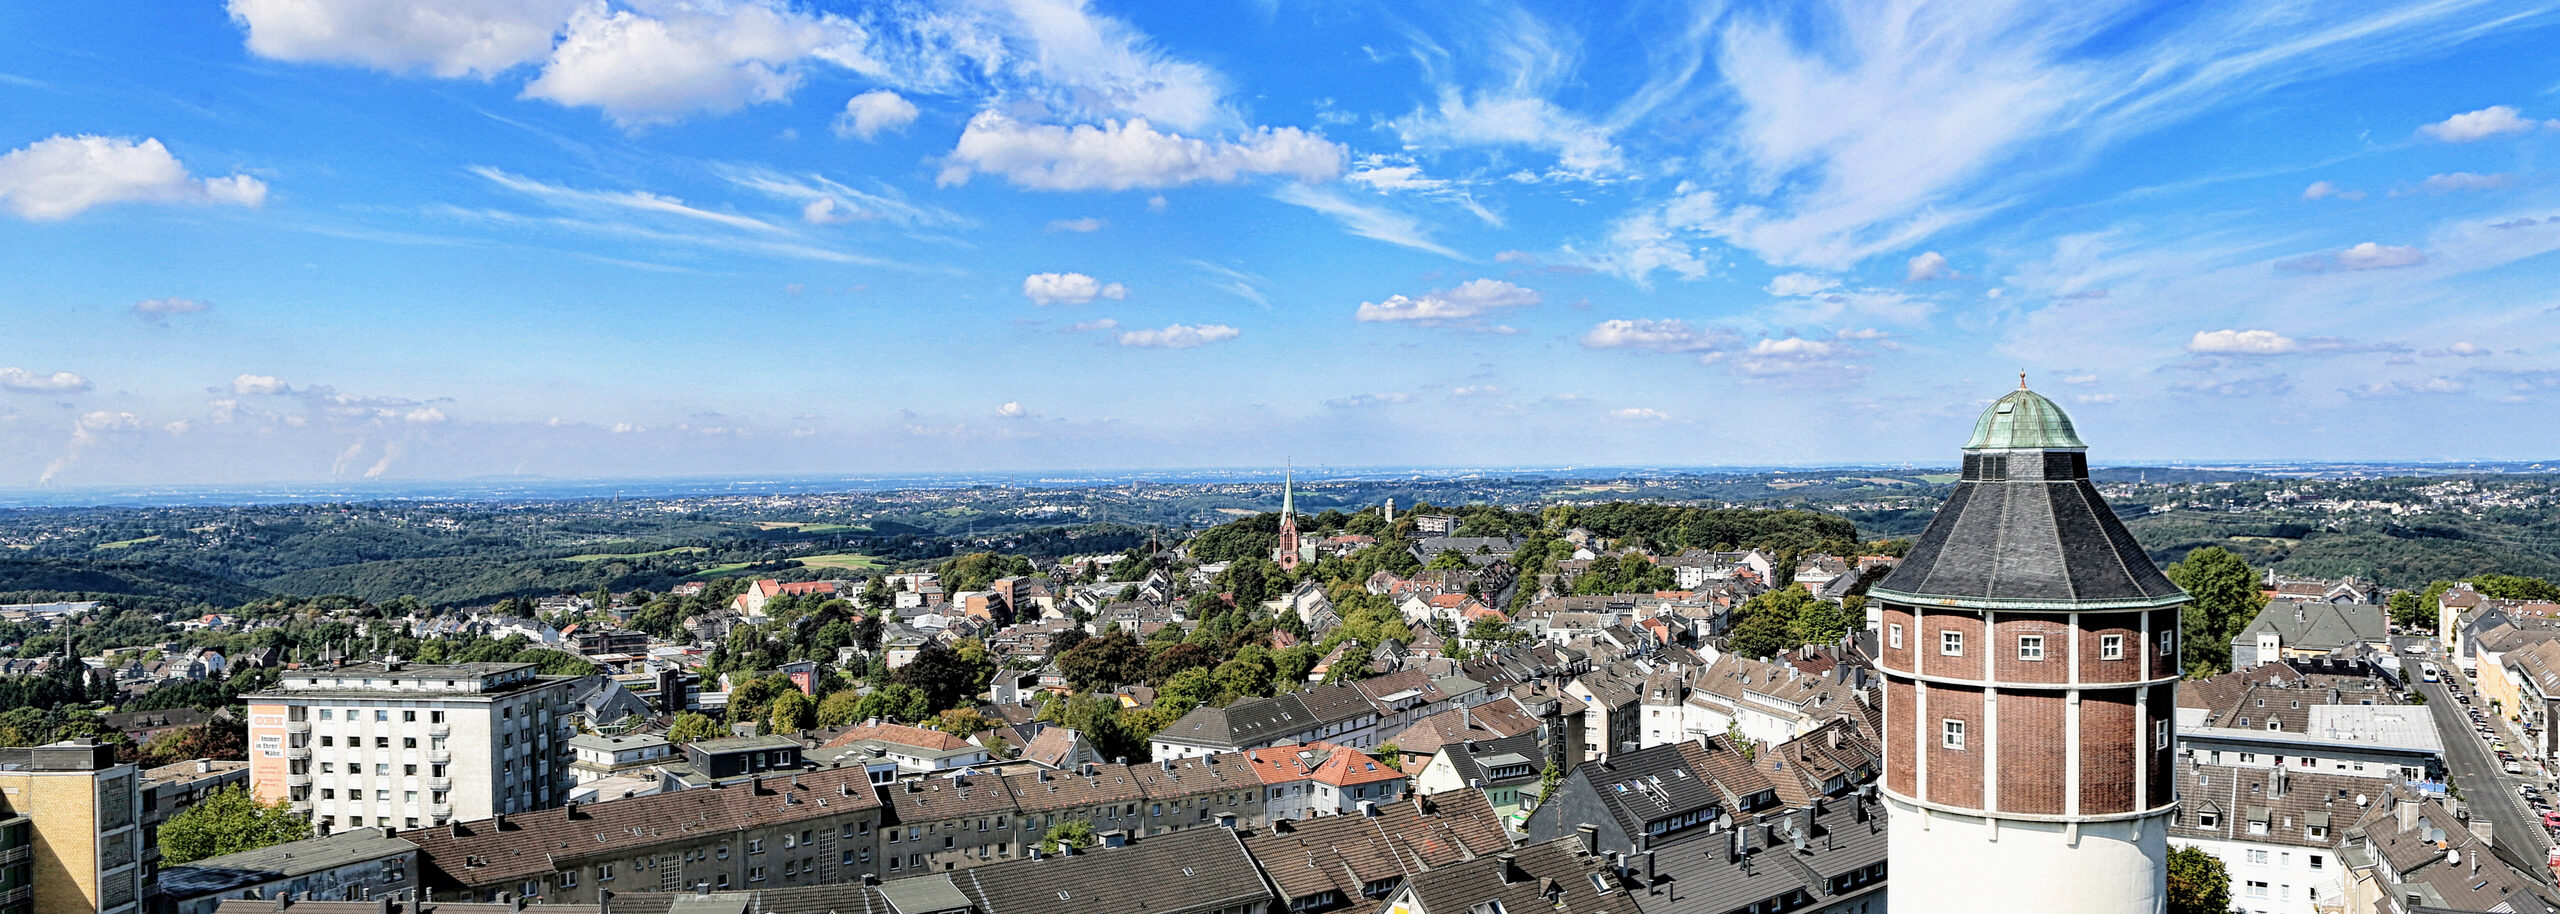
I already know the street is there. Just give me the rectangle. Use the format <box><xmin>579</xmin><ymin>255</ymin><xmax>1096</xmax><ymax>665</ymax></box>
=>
<box><xmin>2415</xmin><ymin>665</ymin><xmax>2555</xmax><ymax>865</ymax></box>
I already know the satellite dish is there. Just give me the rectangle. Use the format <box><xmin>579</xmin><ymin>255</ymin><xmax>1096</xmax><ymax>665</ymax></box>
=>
<box><xmin>1716</xmin><ymin>812</ymin><xmax>1734</xmax><ymax>831</ymax></box>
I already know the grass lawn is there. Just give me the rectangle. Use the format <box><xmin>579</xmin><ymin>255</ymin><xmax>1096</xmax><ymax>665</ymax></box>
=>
<box><xmin>566</xmin><ymin>546</ymin><xmax>707</xmax><ymax>561</ymax></box>
<box><xmin>687</xmin><ymin>561</ymin><xmax>759</xmax><ymax>579</ymax></box>
<box><xmin>797</xmin><ymin>553</ymin><xmax>887</xmax><ymax>570</ymax></box>
<box><xmin>96</xmin><ymin>535</ymin><xmax>163</xmax><ymax>549</ymax></box>
<box><xmin>1915</xmin><ymin>474</ymin><xmax>1960</xmax><ymax>484</ymax></box>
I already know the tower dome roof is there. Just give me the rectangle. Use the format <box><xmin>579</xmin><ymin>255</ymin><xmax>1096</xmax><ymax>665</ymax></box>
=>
<box><xmin>1966</xmin><ymin>388</ymin><xmax>2084</xmax><ymax>450</ymax></box>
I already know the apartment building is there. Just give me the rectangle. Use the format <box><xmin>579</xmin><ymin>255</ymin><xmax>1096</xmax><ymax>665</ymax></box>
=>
<box><xmin>404</xmin><ymin>766</ymin><xmax>887</xmax><ymax>904</ymax></box>
<box><xmin>245</xmin><ymin>661</ymin><xmax>578</xmax><ymax>831</ymax></box>
<box><xmin>0</xmin><ymin>739</ymin><xmax>145</xmax><ymax>914</ymax></box>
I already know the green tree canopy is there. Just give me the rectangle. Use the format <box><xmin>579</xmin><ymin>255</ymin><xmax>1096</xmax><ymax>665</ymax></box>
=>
<box><xmin>2167</xmin><ymin>547</ymin><xmax>2265</xmax><ymax>675</ymax></box>
<box><xmin>666</xmin><ymin>712</ymin><xmax>724</xmax><ymax>742</ymax></box>
<box><xmin>160</xmin><ymin>785</ymin><xmax>310</xmax><ymax>864</ymax></box>
<box><xmin>2166</xmin><ymin>845</ymin><xmax>2234</xmax><ymax>914</ymax></box>
<box><xmin>768</xmin><ymin>689</ymin><xmax>816</xmax><ymax>733</ymax></box>
<box><xmin>1039</xmin><ymin>818</ymin><xmax>1096</xmax><ymax>854</ymax></box>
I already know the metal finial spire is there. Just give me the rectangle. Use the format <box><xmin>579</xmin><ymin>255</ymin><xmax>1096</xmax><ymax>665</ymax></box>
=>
<box><xmin>2019</xmin><ymin>369</ymin><xmax>2028</xmax><ymax>390</ymax></box>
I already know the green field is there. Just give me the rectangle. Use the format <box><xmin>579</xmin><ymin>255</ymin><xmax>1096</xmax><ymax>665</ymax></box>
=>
<box><xmin>565</xmin><ymin>546</ymin><xmax>706</xmax><ymax>561</ymax></box>
<box><xmin>95</xmin><ymin>536</ymin><xmax>163</xmax><ymax>549</ymax></box>
<box><xmin>754</xmin><ymin>521</ymin><xmax>869</xmax><ymax>533</ymax></box>
<box><xmin>1916</xmin><ymin>474</ymin><xmax>1960</xmax><ymax>484</ymax></box>
<box><xmin>796</xmin><ymin>553</ymin><xmax>887</xmax><ymax>570</ymax></box>
<box><xmin>686</xmin><ymin>561</ymin><xmax>759</xmax><ymax>579</ymax></box>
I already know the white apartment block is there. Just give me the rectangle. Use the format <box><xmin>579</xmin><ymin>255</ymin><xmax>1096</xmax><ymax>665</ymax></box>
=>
<box><xmin>246</xmin><ymin>661</ymin><xmax>577</xmax><ymax>833</ymax></box>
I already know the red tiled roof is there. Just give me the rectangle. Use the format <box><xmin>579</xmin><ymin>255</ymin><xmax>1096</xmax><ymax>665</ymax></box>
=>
<box><xmin>823</xmin><ymin>721</ymin><xmax>971</xmax><ymax>752</ymax></box>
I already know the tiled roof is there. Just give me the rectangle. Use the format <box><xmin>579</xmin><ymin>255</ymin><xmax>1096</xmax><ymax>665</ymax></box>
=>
<box><xmin>1241</xmin><ymin>790</ymin><xmax>1510</xmax><ymax>904</ymax></box>
<box><xmin>408</xmin><ymin>766</ymin><xmax>882</xmax><ymax>889</ymax></box>
<box><xmin>824</xmin><ymin>721</ymin><xmax>972</xmax><ymax>752</ymax></box>
<box><xmin>1394</xmin><ymin>837</ymin><xmax>1633</xmax><ymax>914</ymax></box>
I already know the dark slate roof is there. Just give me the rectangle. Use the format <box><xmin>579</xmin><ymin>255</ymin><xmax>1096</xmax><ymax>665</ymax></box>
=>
<box><xmin>1874</xmin><ymin>391</ymin><xmax>2182</xmax><ymax>608</ymax></box>
<box><xmin>1439</xmin><ymin>733</ymin><xmax>1547</xmax><ymax>789</ymax></box>
<box><xmin>1157</xmin><ymin>693</ymin><xmax>1315</xmax><ymax>749</ymax></box>
<box><xmin>1640</xmin><ymin>795</ymin><xmax>1890</xmax><ymax>914</ymax></box>
<box><xmin>1392</xmin><ymin>837</ymin><xmax>1635</xmax><ymax>914</ymax></box>
<box><xmin>1240</xmin><ymin>791</ymin><xmax>1512</xmax><ymax>905</ymax></box>
<box><xmin>609</xmin><ymin>826</ymin><xmax>1271</xmax><ymax>914</ymax></box>
<box><xmin>407</xmin><ymin>767</ymin><xmax>882</xmax><ymax>889</ymax></box>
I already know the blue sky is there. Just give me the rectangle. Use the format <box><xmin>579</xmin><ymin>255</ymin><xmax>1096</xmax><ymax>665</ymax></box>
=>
<box><xmin>3</xmin><ymin>0</ymin><xmax>2559</xmax><ymax>488</ymax></box>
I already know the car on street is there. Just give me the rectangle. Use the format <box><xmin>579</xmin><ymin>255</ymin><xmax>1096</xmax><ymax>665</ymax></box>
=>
<box><xmin>2508</xmin><ymin>761</ymin><xmax>2526</xmax><ymax>774</ymax></box>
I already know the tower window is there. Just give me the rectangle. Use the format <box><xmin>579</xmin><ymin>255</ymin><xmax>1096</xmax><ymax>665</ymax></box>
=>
<box><xmin>2017</xmin><ymin>635</ymin><xmax>2045</xmax><ymax>661</ymax></box>
<box><xmin>1940</xmin><ymin>631</ymin><xmax>1964</xmax><ymax>656</ymax></box>
<box><xmin>1888</xmin><ymin>624</ymin><xmax>1903</xmax><ymax>650</ymax></box>
<box><xmin>2157</xmin><ymin>720</ymin><xmax>2170</xmax><ymax>747</ymax></box>
<box><xmin>1941</xmin><ymin>719</ymin><xmax>1966</xmax><ymax>750</ymax></box>
<box><xmin>2159</xmin><ymin>631</ymin><xmax>2175</xmax><ymax>656</ymax></box>
<box><xmin>2101</xmin><ymin>635</ymin><xmax>2124</xmax><ymax>660</ymax></box>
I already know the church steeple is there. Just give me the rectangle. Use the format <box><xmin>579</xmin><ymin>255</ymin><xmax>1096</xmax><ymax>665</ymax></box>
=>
<box><xmin>1274</xmin><ymin>463</ymin><xmax>1303</xmax><ymax>571</ymax></box>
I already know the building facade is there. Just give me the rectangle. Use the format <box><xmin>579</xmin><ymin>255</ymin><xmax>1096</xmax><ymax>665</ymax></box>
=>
<box><xmin>1870</xmin><ymin>387</ymin><xmax>2186</xmax><ymax>914</ymax></box>
<box><xmin>245</xmin><ymin>661</ymin><xmax>578</xmax><ymax>832</ymax></box>
<box><xmin>0</xmin><ymin>740</ymin><xmax>145</xmax><ymax>914</ymax></box>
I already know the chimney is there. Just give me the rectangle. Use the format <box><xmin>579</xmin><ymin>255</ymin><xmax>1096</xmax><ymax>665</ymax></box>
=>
<box><xmin>1575</xmin><ymin>824</ymin><xmax>1599</xmax><ymax>857</ymax></box>
<box><xmin>274</xmin><ymin>893</ymin><xmax>291</xmax><ymax>912</ymax></box>
<box><xmin>2396</xmin><ymin>796</ymin><xmax>2419</xmax><ymax>833</ymax></box>
<box><xmin>1641</xmin><ymin>850</ymin><xmax>1656</xmax><ymax>890</ymax></box>
<box><xmin>493</xmin><ymin>813</ymin><xmax>509</xmax><ymax>831</ymax></box>
<box><xmin>197</xmin><ymin>759</ymin><xmax>213</xmax><ymax>774</ymax></box>
<box><xmin>1496</xmin><ymin>853</ymin><xmax>1522</xmax><ymax>884</ymax></box>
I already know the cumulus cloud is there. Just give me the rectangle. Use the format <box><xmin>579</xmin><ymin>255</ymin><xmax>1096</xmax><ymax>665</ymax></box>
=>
<box><xmin>2418</xmin><ymin>172</ymin><xmax>2512</xmax><ymax>194</ymax></box>
<box><xmin>2427</xmin><ymin>341</ymin><xmax>2491</xmax><ymax>358</ymax></box>
<box><xmin>1449</xmin><ymin>385</ymin><xmax>1503</xmax><ymax>398</ymax></box>
<box><xmin>1735</xmin><ymin>337</ymin><xmax>1857</xmax><ymax>377</ymax></box>
<box><xmin>39</xmin><ymin>410</ymin><xmax>144</xmax><ymax>484</ymax></box>
<box><xmin>835</xmin><ymin>89</ymin><xmax>920</xmax><ymax>140</ymax></box>
<box><xmin>1066</xmin><ymin>318</ymin><xmax>1119</xmax><ymax>333</ymax></box>
<box><xmin>1608</xmin><ymin>407</ymin><xmax>1669</xmax><ymax>421</ymax></box>
<box><xmin>995</xmin><ymin>401</ymin><xmax>1029</xmax><ymax>418</ymax></box>
<box><xmin>2172</xmin><ymin>374</ymin><xmax>2293</xmax><ymax>398</ymax></box>
<box><xmin>2073</xmin><ymin>393</ymin><xmax>2118</xmax><ymax>404</ymax></box>
<box><xmin>1353</xmin><ymin>278</ymin><xmax>1539</xmax><ymax>328</ymax></box>
<box><xmin>225</xmin><ymin>0</ymin><xmax>581</xmax><ymax>77</ymax></box>
<box><xmin>2419</xmin><ymin>105</ymin><xmax>2554</xmax><ymax>142</ymax></box>
<box><xmin>523</xmin><ymin>2</ymin><xmax>842</xmax><ymax>127</ymax></box>
<box><xmin>939</xmin><ymin>112</ymin><xmax>1344</xmax><ymax>191</ymax></box>
<box><xmin>2301</xmin><ymin>181</ymin><xmax>2363</xmax><ymax>201</ymax></box>
<box><xmin>403</xmin><ymin>407</ymin><xmax>447</xmax><ymax>423</ymax></box>
<box><xmin>1046</xmin><ymin>217</ymin><xmax>1105</xmax><ymax>233</ymax></box>
<box><xmin>0</xmin><ymin>135</ymin><xmax>266</xmax><ymax>221</ymax></box>
<box><xmin>1578</xmin><ymin>319</ymin><xmax>1737</xmax><ymax>357</ymax></box>
<box><xmin>1391</xmin><ymin>91</ymin><xmax>1621</xmax><ymax>178</ymax></box>
<box><xmin>0</xmin><ymin>368</ymin><xmax>90</xmax><ymax>394</ymax></box>
<box><xmin>1021</xmin><ymin>272</ymin><xmax>1128</xmax><ymax>305</ymax></box>
<box><xmin>2186</xmin><ymin>329</ymin><xmax>2299</xmax><ymax>355</ymax></box>
<box><xmin>1905</xmin><ymin>251</ymin><xmax>1957</xmax><ymax>281</ymax></box>
<box><xmin>2277</xmin><ymin>242</ymin><xmax>2426</xmax><ymax>273</ymax></box>
<box><xmin>1765</xmin><ymin>273</ymin><xmax>1838</xmax><ymax>297</ymax></box>
<box><xmin>2344</xmin><ymin>376</ymin><xmax>2466</xmax><ymax>398</ymax></box>
<box><xmin>1116</xmin><ymin>323</ymin><xmax>1237</xmax><ymax>349</ymax></box>
<box><xmin>232</xmin><ymin>374</ymin><xmax>293</xmax><ymax>395</ymax></box>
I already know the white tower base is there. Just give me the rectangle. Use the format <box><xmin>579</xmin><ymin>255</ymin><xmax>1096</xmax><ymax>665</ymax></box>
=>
<box><xmin>1886</xmin><ymin>794</ymin><xmax>2167</xmax><ymax>914</ymax></box>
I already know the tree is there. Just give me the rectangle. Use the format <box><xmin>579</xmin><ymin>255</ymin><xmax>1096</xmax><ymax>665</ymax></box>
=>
<box><xmin>138</xmin><ymin>721</ymin><xmax>248</xmax><ymax>768</ymax></box>
<box><xmin>2166</xmin><ymin>547</ymin><xmax>2265</xmax><ymax>675</ymax></box>
<box><xmin>769</xmin><ymin>689</ymin><xmax>816</xmax><ymax>733</ymax></box>
<box><xmin>816</xmin><ymin>689</ymin><xmax>863</xmax><ymax>728</ymax></box>
<box><xmin>1039</xmin><ymin>818</ymin><xmax>1096</xmax><ymax>854</ymax></box>
<box><xmin>898</xmin><ymin>642</ymin><xmax>990</xmax><ymax>712</ymax></box>
<box><xmin>160</xmin><ymin>786</ymin><xmax>310</xmax><ymax>864</ymax></box>
<box><xmin>1790</xmin><ymin>598</ymin><xmax>1854</xmax><ymax>647</ymax></box>
<box><xmin>931</xmin><ymin>707</ymin><xmax>994</xmax><ymax>737</ymax></box>
<box><xmin>1057</xmin><ymin>629</ymin><xmax>1145</xmax><ymax>691</ymax></box>
<box><xmin>2166</xmin><ymin>845</ymin><xmax>2234</xmax><ymax>914</ymax></box>
<box><xmin>666</xmin><ymin>712</ymin><xmax>724</xmax><ymax>742</ymax></box>
<box><xmin>855</xmin><ymin>684</ymin><xmax>932</xmax><ymax>723</ymax></box>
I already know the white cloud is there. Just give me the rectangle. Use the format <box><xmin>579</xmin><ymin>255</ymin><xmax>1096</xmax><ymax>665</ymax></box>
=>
<box><xmin>2277</xmin><ymin>241</ymin><xmax>2427</xmax><ymax>273</ymax></box>
<box><xmin>995</xmin><ymin>401</ymin><xmax>1029</xmax><ymax>418</ymax></box>
<box><xmin>2344</xmin><ymin>376</ymin><xmax>2466</xmax><ymax>398</ymax></box>
<box><xmin>1449</xmin><ymin>385</ymin><xmax>1503</xmax><ymax>398</ymax></box>
<box><xmin>1270</xmin><ymin>185</ymin><xmax>1461</xmax><ymax>259</ymax></box>
<box><xmin>2419</xmin><ymin>172</ymin><xmax>2511</xmax><ymax>193</ymax></box>
<box><xmin>1324</xmin><ymin>392</ymin><xmax>1412</xmax><ymax>409</ymax></box>
<box><xmin>2433</xmin><ymin>341</ymin><xmax>2490</xmax><ymax>357</ymax></box>
<box><xmin>225</xmin><ymin>0</ymin><xmax>580</xmax><ymax>78</ymax></box>
<box><xmin>2061</xmin><ymin>373</ymin><xmax>2101</xmax><ymax>386</ymax></box>
<box><xmin>524</xmin><ymin>2</ymin><xmax>842</xmax><ymax>127</ymax></box>
<box><xmin>2419</xmin><ymin>105</ymin><xmax>2553</xmax><ymax>142</ymax></box>
<box><xmin>1765</xmin><ymin>273</ymin><xmax>1838</xmax><ymax>297</ymax></box>
<box><xmin>1579</xmin><ymin>319</ymin><xmax>1737</xmax><ymax>358</ymax></box>
<box><xmin>404</xmin><ymin>407</ymin><xmax>448</xmax><ymax>423</ymax></box>
<box><xmin>232</xmin><ymin>374</ymin><xmax>293</xmax><ymax>395</ymax></box>
<box><xmin>1734</xmin><ymin>337</ymin><xmax>1854</xmax><ymax>377</ymax></box>
<box><xmin>801</xmin><ymin>197</ymin><xmax>858</xmax><ymax>224</ymax></box>
<box><xmin>1344</xmin><ymin>160</ymin><xmax>1448</xmax><ymax>193</ymax></box>
<box><xmin>939</xmin><ymin>112</ymin><xmax>1343</xmax><ymax>191</ymax></box>
<box><xmin>473</xmin><ymin>166</ymin><xmax>781</xmax><ymax>233</ymax></box>
<box><xmin>835</xmin><ymin>90</ymin><xmax>920</xmax><ymax>140</ymax></box>
<box><xmin>1047</xmin><ymin>217</ymin><xmax>1105</xmax><ymax>233</ymax></box>
<box><xmin>2302</xmin><ymin>180</ymin><xmax>2363</xmax><ymax>201</ymax></box>
<box><xmin>1391</xmin><ymin>90</ymin><xmax>1620</xmax><ymax>178</ymax></box>
<box><xmin>1581</xmin><ymin>206</ymin><xmax>1707</xmax><ymax>285</ymax></box>
<box><xmin>1354</xmin><ymin>279</ymin><xmax>1540</xmax><ymax>326</ymax></box>
<box><xmin>1067</xmin><ymin>318</ymin><xmax>1119</xmax><ymax>333</ymax></box>
<box><xmin>2073</xmin><ymin>393</ymin><xmax>2118</xmax><ymax>404</ymax></box>
<box><xmin>0</xmin><ymin>368</ymin><xmax>90</xmax><ymax>393</ymax></box>
<box><xmin>133</xmin><ymin>297</ymin><xmax>211</xmax><ymax>318</ymax></box>
<box><xmin>1905</xmin><ymin>251</ymin><xmax>1956</xmax><ymax>281</ymax></box>
<box><xmin>2186</xmin><ymin>329</ymin><xmax>2298</xmax><ymax>355</ymax></box>
<box><xmin>1608</xmin><ymin>407</ymin><xmax>1669</xmax><ymax>421</ymax></box>
<box><xmin>0</xmin><ymin>135</ymin><xmax>266</xmax><ymax>221</ymax></box>
<box><xmin>1022</xmin><ymin>272</ymin><xmax>1128</xmax><ymax>305</ymax></box>
<box><xmin>714</xmin><ymin>165</ymin><xmax>964</xmax><ymax>229</ymax></box>
<box><xmin>1116</xmin><ymin>323</ymin><xmax>1238</xmax><ymax>349</ymax></box>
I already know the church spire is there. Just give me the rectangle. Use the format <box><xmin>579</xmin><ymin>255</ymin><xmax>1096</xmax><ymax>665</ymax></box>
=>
<box><xmin>1281</xmin><ymin>461</ymin><xmax>1294</xmax><ymax>519</ymax></box>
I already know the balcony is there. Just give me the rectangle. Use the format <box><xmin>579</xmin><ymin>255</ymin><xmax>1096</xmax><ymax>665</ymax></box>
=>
<box><xmin>426</xmin><ymin>776</ymin><xmax>451</xmax><ymax>791</ymax></box>
<box><xmin>285</xmin><ymin>772</ymin><xmax>312</xmax><ymax>788</ymax></box>
<box><xmin>428</xmin><ymin>803</ymin><xmax>451</xmax><ymax>819</ymax></box>
<box><xmin>284</xmin><ymin>719</ymin><xmax>312</xmax><ymax>735</ymax></box>
<box><xmin>0</xmin><ymin>845</ymin><xmax>28</xmax><ymax>866</ymax></box>
<box><xmin>285</xmin><ymin>746</ymin><xmax>311</xmax><ymax>760</ymax></box>
<box><xmin>428</xmin><ymin>723</ymin><xmax>451</xmax><ymax>738</ymax></box>
<box><xmin>426</xmin><ymin>750</ymin><xmax>452</xmax><ymax>764</ymax></box>
<box><xmin>0</xmin><ymin>885</ymin><xmax>29</xmax><ymax>906</ymax></box>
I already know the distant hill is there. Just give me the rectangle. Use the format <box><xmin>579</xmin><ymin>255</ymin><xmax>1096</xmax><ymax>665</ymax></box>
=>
<box><xmin>257</xmin><ymin>555</ymin><xmax>694</xmax><ymax>606</ymax></box>
<box><xmin>0</xmin><ymin>557</ymin><xmax>271</xmax><ymax>607</ymax></box>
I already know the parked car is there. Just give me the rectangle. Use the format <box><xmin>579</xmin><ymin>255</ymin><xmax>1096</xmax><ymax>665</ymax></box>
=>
<box><xmin>2508</xmin><ymin>761</ymin><xmax>2526</xmax><ymax>774</ymax></box>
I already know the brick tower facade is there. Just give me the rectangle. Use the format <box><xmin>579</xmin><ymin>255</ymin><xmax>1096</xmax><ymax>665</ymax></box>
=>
<box><xmin>1872</xmin><ymin>385</ymin><xmax>2186</xmax><ymax>913</ymax></box>
<box><xmin>1273</xmin><ymin>466</ymin><xmax>1301</xmax><ymax>571</ymax></box>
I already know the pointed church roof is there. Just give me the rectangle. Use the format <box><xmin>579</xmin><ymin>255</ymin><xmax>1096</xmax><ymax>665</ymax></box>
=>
<box><xmin>1873</xmin><ymin>389</ymin><xmax>2184</xmax><ymax>611</ymax></box>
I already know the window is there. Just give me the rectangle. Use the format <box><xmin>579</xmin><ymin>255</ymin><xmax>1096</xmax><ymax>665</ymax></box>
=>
<box><xmin>2159</xmin><ymin>631</ymin><xmax>2175</xmax><ymax>656</ymax></box>
<box><xmin>1888</xmin><ymin>624</ymin><xmax>1903</xmax><ymax>649</ymax></box>
<box><xmin>320</xmin><ymin>710</ymin><xmax>335</xmax><ymax>720</ymax></box>
<box><xmin>431</xmin><ymin>711</ymin><xmax>445</xmax><ymax>723</ymax></box>
<box><xmin>2309</xmin><ymin>854</ymin><xmax>2324</xmax><ymax>870</ymax></box>
<box><xmin>2018</xmin><ymin>635</ymin><xmax>2045</xmax><ymax>661</ymax></box>
<box><xmin>749</xmin><ymin>839</ymin><xmax>763</xmax><ymax>854</ymax></box>
<box><xmin>2198</xmin><ymin>809</ymin><xmax>2216</xmax><ymax>828</ymax></box>
<box><xmin>2246</xmin><ymin>881</ymin><xmax>2268</xmax><ymax>898</ymax></box>
<box><xmin>2101</xmin><ymin>635</ymin><xmax>2124</xmax><ymax>660</ymax></box>
<box><xmin>376</xmin><ymin>737</ymin><xmax>390</xmax><ymax>749</ymax></box>
<box><xmin>597</xmin><ymin>864</ymin><xmax>614</xmax><ymax>882</ymax></box>
<box><xmin>1941</xmin><ymin>719</ymin><xmax>1966</xmax><ymax>750</ymax></box>
<box><xmin>404</xmin><ymin>738</ymin><xmax>417</xmax><ymax>749</ymax></box>
<box><xmin>404</xmin><ymin>711</ymin><xmax>417</xmax><ymax>722</ymax></box>
<box><xmin>322</xmin><ymin>788</ymin><xmax>336</xmax><ymax>800</ymax></box>
<box><xmin>376</xmin><ymin>710</ymin><xmax>389</xmax><ymax>722</ymax></box>
<box><xmin>2247</xmin><ymin>850</ymin><xmax>2269</xmax><ymax>865</ymax></box>
<box><xmin>717</xmin><ymin>845</ymin><xmax>730</xmax><ymax>860</ymax></box>
<box><xmin>1940</xmin><ymin>631</ymin><xmax>1965</xmax><ymax>656</ymax></box>
<box><xmin>404</xmin><ymin>764</ymin><xmax>418</xmax><ymax>775</ymax></box>
<box><xmin>2156</xmin><ymin>720</ymin><xmax>2170</xmax><ymax>748</ymax></box>
<box><xmin>320</xmin><ymin>736</ymin><xmax>333</xmax><ymax>747</ymax></box>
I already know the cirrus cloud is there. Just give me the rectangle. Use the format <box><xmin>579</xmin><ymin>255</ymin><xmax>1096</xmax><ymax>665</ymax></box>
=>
<box><xmin>2276</xmin><ymin>241</ymin><xmax>2426</xmax><ymax>273</ymax></box>
<box><xmin>1353</xmin><ymin>278</ymin><xmax>1539</xmax><ymax>328</ymax></box>
<box><xmin>1578</xmin><ymin>319</ymin><xmax>1738</xmax><ymax>358</ymax></box>
<box><xmin>2187</xmin><ymin>329</ymin><xmax>2298</xmax><ymax>354</ymax></box>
